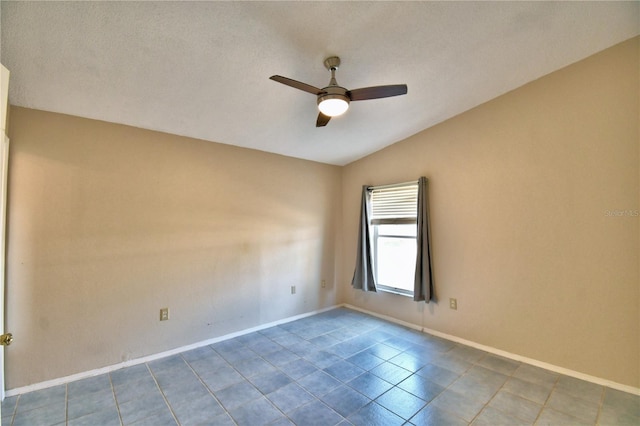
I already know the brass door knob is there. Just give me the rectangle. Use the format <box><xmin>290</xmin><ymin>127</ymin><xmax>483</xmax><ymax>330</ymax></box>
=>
<box><xmin>0</xmin><ymin>333</ymin><xmax>13</xmax><ymax>346</ymax></box>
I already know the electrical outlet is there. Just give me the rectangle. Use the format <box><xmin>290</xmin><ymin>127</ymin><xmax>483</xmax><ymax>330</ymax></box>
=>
<box><xmin>160</xmin><ymin>307</ymin><xmax>169</xmax><ymax>321</ymax></box>
<box><xmin>321</xmin><ymin>280</ymin><xmax>326</xmax><ymax>288</ymax></box>
<box><xmin>449</xmin><ymin>298</ymin><xmax>457</xmax><ymax>310</ymax></box>
<box><xmin>291</xmin><ymin>285</ymin><xmax>296</xmax><ymax>294</ymax></box>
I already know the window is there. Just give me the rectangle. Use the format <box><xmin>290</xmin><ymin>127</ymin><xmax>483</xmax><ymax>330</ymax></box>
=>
<box><xmin>369</xmin><ymin>182</ymin><xmax>418</xmax><ymax>296</ymax></box>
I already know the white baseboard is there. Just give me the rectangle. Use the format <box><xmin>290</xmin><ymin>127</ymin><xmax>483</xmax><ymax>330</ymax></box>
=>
<box><xmin>343</xmin><ymin>303</ymin><xmax>640</xmax><ymax>396</ymax></box>
<box><xmin>5</xmin><ymin>305</ymin><xmax>340</xmax><ymax>398</ymax></box>
<box><xmin>8</xmin><ymin>303</ymin><xmax>638</xmax><ymax>398</ymax></box>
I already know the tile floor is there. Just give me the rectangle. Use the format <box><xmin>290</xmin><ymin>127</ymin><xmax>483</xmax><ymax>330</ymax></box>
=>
<box><xmin>1</xmin><ymin>308</ymin><xmax>639</xmax><ymax>425</ymax></box>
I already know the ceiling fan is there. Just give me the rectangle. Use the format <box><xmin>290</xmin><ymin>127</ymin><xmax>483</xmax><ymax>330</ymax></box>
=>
<box><xmin>270</xmin><ymin>56</ymin><xmax>408</xmax><ymax>127</ymax></box>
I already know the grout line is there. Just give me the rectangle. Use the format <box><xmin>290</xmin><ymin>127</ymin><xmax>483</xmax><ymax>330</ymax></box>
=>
<box><xmin>107</xmin><ymin>369</ymin><xmax>124</xmax><ymax>426</ymax></box>
<box><xmin>9</xmin><ymin>393</ymin><xmax>19</xmax><ymax>426</ymax></box>
<box><xmin>146</xmin><ymin>362</ymin><xmax>181</xmax><ymax>426</ymax></box>
<box><xmin>178</xmin><ymin>351</ymin><xmax>234</xmax><ymax>424</ymax></box>
<box><xmin>64</xmin><ymin>383</ymin><xmax>68</xmax><ymax>426</ymax></box>
<box><xmin>535</xmin><ymin>375</ymin><xmax>560</xmax><ymax>425</ymax></box>
<box><xmin>595</xmin><ymin>387</ymin><xmax>607</xmax><ymax>426</ymax></box>
<box><xmin>478</xmin><ymin>356</ymin><xmax>547</xmax><ymax>424</ymax></box>
<box><xmin>214</xmin><ymin>333</ymin><xmax>336</xmax><ymax>425</ymax></box>
<box><xmin>466</xmin><ymin>352</ymin><xmax>506</xmax><ymax>425</ymax></box>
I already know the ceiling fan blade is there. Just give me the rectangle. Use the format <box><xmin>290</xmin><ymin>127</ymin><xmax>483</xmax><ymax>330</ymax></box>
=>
<box><xmin>316</xmin><ymin>112</ymin><xmax>331</xmax><ymax>127</ymax></box>
<box><xmin>348</xmin><ymin>84</ymin><xmax>408</xmax><ymax>101</ymax></box>
<box><xmin>270</xmin><ymin>75</ymin><xmax>323</xmax><ymax>95</ymax></box>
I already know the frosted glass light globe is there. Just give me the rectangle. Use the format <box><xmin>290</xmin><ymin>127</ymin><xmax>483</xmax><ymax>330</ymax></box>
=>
<box><xmin>318</xmin><ymin>98</ymin><xmax>349</xmax><ymax>117</ymax></box>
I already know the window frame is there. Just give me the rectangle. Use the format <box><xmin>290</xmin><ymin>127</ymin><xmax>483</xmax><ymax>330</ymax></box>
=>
<box><xmin>368</xmin><ymin>181</ymin><xmax>419</xmax><ymax>297</ymax></box>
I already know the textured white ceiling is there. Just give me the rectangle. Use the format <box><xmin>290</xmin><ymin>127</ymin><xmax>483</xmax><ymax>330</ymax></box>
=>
<box><xmin>1</xmin><ymin>1</ymin><xmax>638</xmax><ymax>165</ymax></box>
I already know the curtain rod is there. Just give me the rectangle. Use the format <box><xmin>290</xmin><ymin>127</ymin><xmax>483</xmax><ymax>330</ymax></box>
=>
<box><xmin>367</xmin><ymin>179</ymin><xmax>419</xmax><ymax>191</ymax></box>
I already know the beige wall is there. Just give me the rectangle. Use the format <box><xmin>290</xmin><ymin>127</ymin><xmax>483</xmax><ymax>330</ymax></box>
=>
<box><xmin>5</xmin><ymin>108</ymin><xmax>341</xmax><ymax>388</ymax></box>
<box><xmin>341</xmin><ymin>37</ymin><xmax>639</xmax><ymax>388</ymax></box>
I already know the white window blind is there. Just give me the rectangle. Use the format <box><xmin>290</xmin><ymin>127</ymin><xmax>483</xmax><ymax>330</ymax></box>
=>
<box><xmin>370</xmin><ymin>181</ymin><xmax>418</xmax><ymax>224</ymax></box>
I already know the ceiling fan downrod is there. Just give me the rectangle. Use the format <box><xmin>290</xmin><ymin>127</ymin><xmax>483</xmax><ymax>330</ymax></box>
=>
<box><xmin>324</xmin><ymin>56</ymin><xmax>341</xmax><ymax>86</ymax></box>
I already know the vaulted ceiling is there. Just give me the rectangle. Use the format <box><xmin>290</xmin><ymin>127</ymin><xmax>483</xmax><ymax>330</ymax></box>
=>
<box><xmin>1</xmin><ymin>1</ymin><xmax>638</xmax><ymax>165</ymax></box>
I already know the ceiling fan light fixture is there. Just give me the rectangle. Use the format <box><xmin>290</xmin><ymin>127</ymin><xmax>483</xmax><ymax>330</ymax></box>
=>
<box><xmin>270</xmin><ymin>55</ymin><xmax>407</xmax><ymax>127</ymax></box>
<box><xmin>318</xmin><ymin>95</ymin><xmax>349</xmax><ymax>117</ymax></box>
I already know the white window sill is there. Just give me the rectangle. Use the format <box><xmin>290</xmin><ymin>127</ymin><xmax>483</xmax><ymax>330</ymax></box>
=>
<box><xmin>377</xmin><ymin>285</ymin><xmax>413</xmax><ymax>298</ymax></box>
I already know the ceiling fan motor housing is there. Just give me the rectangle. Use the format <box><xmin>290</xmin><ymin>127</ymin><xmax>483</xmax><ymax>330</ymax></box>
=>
<box><xmin>317</xmin><ymin>85</ymin><xmax>350</xmax><ymax>106</ymax></box>
<box><xmin>317</xmin><ymin>85</ymin><xmax>350</xmax><ymax>117</ymax></box>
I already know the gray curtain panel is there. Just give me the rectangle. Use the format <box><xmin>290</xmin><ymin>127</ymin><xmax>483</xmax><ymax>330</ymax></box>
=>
<box><xmin>414</xmin><ymin>176</ymin><xmax>435</xmax><ymax>302</ymax></box>
<box><xmin>351</xmin><ymin>185</ymin><xmax>377</xmax><ymax>292</ymax></box>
